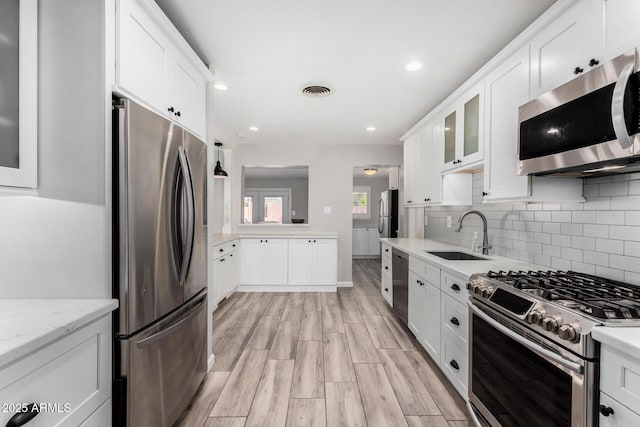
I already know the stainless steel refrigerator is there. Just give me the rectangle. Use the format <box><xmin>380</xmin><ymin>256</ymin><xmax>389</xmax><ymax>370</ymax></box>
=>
<box><xmin>378</xmin><ymin>189</ymin><xmax>399</xmax><ymax>238</ymax></box>
<box><xmin>112</xmin><ymin>98</ymin><xmax>208</xmax><ymax>427</ymax></box>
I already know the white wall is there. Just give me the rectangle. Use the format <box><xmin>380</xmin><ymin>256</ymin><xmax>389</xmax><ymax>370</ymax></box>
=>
<box><xmin>232</xmin><ymin>144</ymin><xmax>403</xmax><ymax>284</ymax></box>
<box><xmin>0</xmin><ymin>0</ymin><xmax>110</xmax><ymax>298</ymax></box>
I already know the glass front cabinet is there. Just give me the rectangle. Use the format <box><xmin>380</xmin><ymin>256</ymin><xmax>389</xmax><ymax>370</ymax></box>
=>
<box><xmin>441</xmin><ymin>83</ymin><xmax>484</xmax><ymax>172</ymax></box>
<box><xmin>0</xmin><ymin>0</ymin><xmax>37</xmax><ymax>189</ymax></box>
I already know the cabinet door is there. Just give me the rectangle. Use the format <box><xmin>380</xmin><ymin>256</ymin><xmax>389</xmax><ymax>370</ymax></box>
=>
<box><xmin>227</xmin><ymin>251</ymin><xmax>239</xmax><ymax>295</ymax></box>
<box><xmin>288</xmin><ymin>239</ymin><xmax>313</xmax><ymax>284</ymax></box>
<box><xmin>312</xmin><ymin>239</ymin><xmax>337</xmax><ymax>285</ymax></box>
<box><xmin>117</xmin><ymin>0</ymin><xmax>168</xmax><ymax>112</ymax></box>
<box><xmin>367</xmin><ymin>229</ymin><xmax>380</xmax><ymax>256</ymax></box>
<box><xmin>263</xmin><ymin>239</ymin><xmax>288</xmax><ymax>285</ymax></box>
<box><xmin>530</xmin><ymin>0</ymin><xmax>603</xmax><ymax>98</ymax></box>
<box><xmin>408</xmin><ymin>272</ymin><xmax>425</xmax><ymax>341</ymax></box>
<box><xmin>484</xmin><ymin>45</ymin><xmax>531</xmax><ymax>200</ymax></box>
<box><xmin>0</xmin><ymin>0</ymin><xmax>37</xmax><ymax>189</ymax></box>
<box><xmin>422</xmin><ymin>281</ymin><xmax>441</xmax><ymax>363</ymax></box>
<box><xmin>460</xmin><ymin>85</ymin><xmax>483</xmax><ymax>166</ymax></box>
<box><xmin>423</xmin><ymin>121</ymin><xmax>442</xmax><ymax>203</ymax></box>
<box><xmin>240</xmin><ymin>239</ymin><xmax>263</xmax><ymax>285</ymax></box>
<box><xmin>403</xmin><ymin>130</ymin><xmax>424</xmax><ymax>205</ymax></box>
<box><xmin>212</xmin><ymin>256</ymin><xmax>227</xmax><ymax>302</ymax></box>
<box><xmin>352</xmin><ymin>228</ymin><xmax>368</xmax><ymax>256</ymax></box>
<box><xmin>603</xmin><ymin>0</ymin><xmax>640</xmax><ymax>61</ymax></box>
<box><xmin>442</xmin><ymin>107</ymin><xmax>457</xmax><ymax>171</ymax></box>
<box><xmin>168</xmin><ymin>58</ymin><xmax>205</xmax><ymax>137</ymax></box>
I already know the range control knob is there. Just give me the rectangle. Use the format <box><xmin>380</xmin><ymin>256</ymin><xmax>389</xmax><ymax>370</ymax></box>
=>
<box><xmin>473</xmin><ymin>285</ymin><xmax>486</xmax><ymax>295</ymax></box>
<box><xmin>526</xmin><ymin>308</ymin><xmax>546</xmax><ymax>325</ymax></box>
<box><xmin>558</xmin><ymin>323</ymin><xmax>581</xmax><ymax>343</ymax></box>
<box><xmin>542</xmin><ymin>315</ymin><xmax>563</xmax><ymax>333</ymax></box>
<box><xmin>480</xmin><ymin>286</ymin><xmax>494</xmax><ymax>298</ymax></box>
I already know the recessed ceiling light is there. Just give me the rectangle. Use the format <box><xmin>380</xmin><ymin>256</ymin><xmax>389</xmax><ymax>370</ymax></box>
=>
<box><xmin>249</xmin><ymin>126</ymin><xmax>259</xmax><ymax>131</ymax></box>
<box><xmin>366</xmin><ymin>126</ymin><xmax>376</xmax><ymax>132</ymax></box>
<box><xmin>214</xmin><ymin>83</ymin><xmax>228</xmax><ymax>91</ymax></box>
<box><xmin>405</xmin><ymin>61</ymin><xmax>423</xmax><ymax>71</ymax></box>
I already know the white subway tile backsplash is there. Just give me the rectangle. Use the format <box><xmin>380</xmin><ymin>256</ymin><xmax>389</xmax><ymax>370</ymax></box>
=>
<box><xmin>552</xmin><ymin>211</ymin><xmax>572</xmax><ymax>223</ymax></box>
<box><xmin>572</xmin><ymin>211</ymin><xmax>596</xmax><ymax>224</ymax></box>
<box><xmin>424</xmin><ymin>173</ymin><xmax>640</xmax><ymax>284</ymax></box>
<box><xmin>561</xmin><ymin>223</ymin><xmax>583</xmax><ymax>236</ymax></box>
<box><xmin>598</xmin><ymin>181</ymin><xmax>628</xmax><ymax>197</ymax></box>
<box><xmin>595</xmin><ymin>239</ymin><xmax>623</xmax><ymax>255</ymax></box>
<box><xmin>595</xmin><ymin>211</ymin><xmax>625</xmax><ymax>225</ymax></box>
<box><xmin>609</xmin><ymin>225</ymin><xmax>640</xmax><ymax>241</ymax></box>
<box><xmin>571</xmin><ymin>236</ymin><xmax>595</xmax><ymax>251</ymax></box>
<box><xmin>561</xmin><ymin>247</ymin><xmax>583</xmax><ymax>262</ymax></box>
<box><xmin>583</xmin><ymin>224</ymin><xmax>608</xmax><ymax>238</ymax></box>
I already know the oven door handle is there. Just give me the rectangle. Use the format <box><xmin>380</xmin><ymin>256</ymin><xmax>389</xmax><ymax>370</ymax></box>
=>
<box><xmin>466</xmin><ymin>401</ymin><xmax>484</xmax><ymax>427</ymax></box>
<box><xmin>469</xmin><ymin>303</ymin><xmax>584</xmax><ymax>374</ymax></box>
<box><xmin>611</xmin><ymin>61</ymin><xmax>635</xmax><ymax>150</ymax></box>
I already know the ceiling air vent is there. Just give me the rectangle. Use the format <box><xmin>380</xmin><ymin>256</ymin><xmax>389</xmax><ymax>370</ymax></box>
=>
<box><xmin>301</xmin><ymin>85</ymin><xmax>332</xmax><ymax>98</ymax></box>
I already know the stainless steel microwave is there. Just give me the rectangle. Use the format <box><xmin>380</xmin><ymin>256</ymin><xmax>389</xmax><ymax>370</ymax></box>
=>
<box><xmin>518</xmin><ymin>47</ymin><xmax>640</xmax><ymax>177</ymax></box>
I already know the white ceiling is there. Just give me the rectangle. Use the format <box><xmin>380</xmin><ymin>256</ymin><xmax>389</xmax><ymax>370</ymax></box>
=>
<box><xmin>156</xmin><ymin>0</ymin><xmax>556</xmax><ymax>146</ymax></box>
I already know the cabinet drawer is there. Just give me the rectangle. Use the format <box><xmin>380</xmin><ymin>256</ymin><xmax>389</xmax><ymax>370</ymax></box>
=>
<box><xmin>601</xmin><ymin>346</ymin><xmax>640</xmax><ymax>412</ymax></box>
<box><xmin>382</xmin><ymin>243</ymin><xmax>392</xmax><ymax>258</ymax></box>
<box><xmin>440</xmin><ymin>329</ymin><xmax>468</xmax><ymax>399</ymax></box>
<box><xmin>599</xmin><ymin>391</ymin><xmax>640</xmax><ymax>427</ymax></box>
<box><xmin>213</xmin><ymin>240</ymin><xmax>238</xmax><ymax>260</ymax></box>
<box><xmin>381</xmin><ymin>271</ymin><xmax>392</xmax><ymax>306</ymax></box>
<box><xmin>381</xmin><ymin>257</ymin><xmax>392</xmax><ymax>276</ymax></box>
<box><xmin>441</xmin><ymin>271</ymin><xmax>469</xmax><ymax>306</ymax></box>
<box><xmin>409</xmin><ymin>257</ymin><xmax>440</xmax><ymax>285</ymax></box>
<box><xmin>0</xmin><ymin>316</ymin><xmax>111</xmax><ymax>427</ymax></box>
<box><xmin>442</xmin><ymin>293</ymin><xmax>468</xmax><ymax>344</ymax></box>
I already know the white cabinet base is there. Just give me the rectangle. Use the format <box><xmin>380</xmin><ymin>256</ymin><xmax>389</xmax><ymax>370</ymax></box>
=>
<box><xmin>238</xmin><ymin>285</ymin><xmax>337</xmax><ymax>293</ymax></box>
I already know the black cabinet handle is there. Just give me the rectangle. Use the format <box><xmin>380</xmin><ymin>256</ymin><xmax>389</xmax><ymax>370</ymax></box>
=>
<box><xmin>175</xmin><ymin>111</ymin><xmax>181</xmax><ymax>117</ymax></box>
<box><xmin>599</xmin><ymin>405</ymin><xmax>614</xmax><ymax>417</ymax></box>
<box><xmin>482</xmin><ymin>192</ymin><xmax>488</xmax><ymax>197</ymax></box>
<box><xmin>385</xmin><ymin>248</ymin><xmax>389</xmax><ymax>252</ymax></box>
<box><xmin>265</xmin><ymin>239</ymin><xmax>268</xmax><ymax>243</ymax></box>
<box><xmin>313</xmin><ymin>240</ymin><xmax>316</xmax><ymax>243</ymax></box>
<box><xmin>384</xmin><ymin>288</ymin><xmax>389</xmax><ymax>292</ymax></box>
<box><xmin>220</xmin><ymin>258</ymin><xmax>226</xmax><ymax>262</ymax></box>
<box><xmin>424</xmin><ymin>198</ymin><xmax>427</xmax><ymax>202</ymax></box>
<box><xmin>574</xmin><ymin>66</ymin><xmax>584</xmax><ymax>75</ymax></box>
<box><xmin>309</xmin><ymin>240</ymin><xmax>311</xmax><ymax>243</ymax></box>
<box><xmin>450</xmin><ymin>360</ymin><xmax>459</xmax><ymax>370</ymax></box>
<box><xmin>168</xmin><ymin>106</ymin><xmax>175</xmax><ymax>113</ymax></box>
<box><xmin>6</xmin><ymin>403</ymin><xmax>39</xmax><ymax>427</ymax></box>
<box><xmin>426</xmin><ymin>198</ymin><xmax>431</xmax><ymax>202</ymax></box>
<box><xmin>232</xmin><ymin>244</ymin><xmax>236</xmax><ymax>247</ymax></box>
<box><xmin>589</xmin><ymin>58</ymin><xmax>600</xmax><ymax>67</ymax></box>
<box><xmin>384</xmin><ymin>266</ymin><xmax>389</xmax><ymax>270</ymax></box>
<box><xmin>407</xmin><ymin>200</ymin><xmax>413</xmax><ymax>203</ymax></box>
<box><xmin>260</xmin><ymin>240</ymin><xmax>263</xmax><ymax>242</ymax></box>
<box><xmin>230</xmin><ymin>254</ymin><xmax>233</xmax><ymax>257</ymax></box>
<box><xmin>219</xmin><ymin>248</ymin><xmax>224</xmax><ymax>252</ymax></box>
<box><xmin>450</xmin><ymin>317</ymin><xmax>460</xmax><ymax>326</ymax></box>
<box><xmin>450</xmin><ymin>283</ymin><xmax>461</xmax><ymax>292</ymax></box>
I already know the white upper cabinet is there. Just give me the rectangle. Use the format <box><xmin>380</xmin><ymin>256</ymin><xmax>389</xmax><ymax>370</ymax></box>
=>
<box><xmin>0</xmin><ymin>0</ymin><xmax>37</xmax><ymax>190</ymax></box>
<box><xmin>529</xmin><ymin>0</ymin><xmax>604</xmax><ymax>98</ymax></box>
<box><xmin>403</xmin><ymin>129</ymin><xmax>424</xmax><ymax>206</ymax></box>
<box><xmin>115</xmin><ymin>0</ymin><xmax>212</xmax><ymax>138</ymax></box>
<box><xmin>483</xmin><ymin>45</ymin><xmax>531</xmax><ymax>201</ymax></box>
<box><xmin>441</xmin><ymin>83</ymin><xmax>484</xmax><ymax>172</ymax></box>
<box><xmin>603</xmin><ymin>0</ymin><xmax>640</xmax><ymax>60</ymax></box>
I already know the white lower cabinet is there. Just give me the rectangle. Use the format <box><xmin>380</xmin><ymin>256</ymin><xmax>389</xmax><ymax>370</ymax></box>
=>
<box><xmin>80</xmin><ymin>399</ymin><xmax>111</xmax><ymax>426</ymax></box>
<box><xmin>381</xmin><ymin>270</ymin><xmax>392</xmax><ymax>306</ymax></box>
<box><xmin>440</xmin><ymin>329</ymin><xmax>468</xmax><ymax>397</ymax></box>
<box><xmin>599</xmin><ymin>391</ymin><xmax>640</xmax><ymax>427</ymax></box>
<box><xmin>352</xmin><ymin>228</ymin><xmax>381</xmax><ymax>257</ymax></box>
<box><xmin>408</xmin><ymin>271</ymin><xmax>425</xmax><ymax>340</ymax></box>
<box><xmin>288</xmin><ymin>239</ymin><xmax>337</xmax><ymax>286</ymax></box>
<box><xmin>408</xmin><ymin>270</ymin><xmax>441</xmax><ymax>364</ymax></box>
<box><xmin>212</xmin><ymin>239</ymin><xmax>239</xmax><ymax>305</ymax></box>
<box><xmin>0</xmin><ymin>316</ymin><xmax>111</xmax><ymax>427</ymax></box>
<box><xmin>240</xmin><ymin>239</ymin><xmax>288</xmax><ymax>286</ymax></box>
<box><xmin>599</xmin><ymin>345</ymin><xmax>640</xmax><ymax>425</ymax></box>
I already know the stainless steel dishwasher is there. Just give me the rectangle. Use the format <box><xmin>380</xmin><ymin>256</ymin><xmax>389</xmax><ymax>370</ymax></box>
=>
<box><xmin>392</xmin><ymin>249</ymin><xmax>409</xmax><ymax>326</ymax></box>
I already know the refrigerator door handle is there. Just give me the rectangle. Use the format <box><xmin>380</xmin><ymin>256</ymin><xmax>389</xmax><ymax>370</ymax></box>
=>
<box><xmin>177</xmin><ymin>146</ymin><xmax>196</xmax><ymax>285</ymax></box>
<box><xmin>378</xmin><ymin>199</ymin><xmax>384</xmax><ymax>233</ymax></box>
<box><xmin>136</xmin><ymin>295</ymin><xmax>206</xmax><ymax>348</ymax></box>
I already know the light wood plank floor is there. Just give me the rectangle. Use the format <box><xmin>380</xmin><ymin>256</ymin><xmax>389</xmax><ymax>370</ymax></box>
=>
<box><xmin>176</xmin><ymin>259</ymin><xmax>469</xmax><ymax>427</ymax></box>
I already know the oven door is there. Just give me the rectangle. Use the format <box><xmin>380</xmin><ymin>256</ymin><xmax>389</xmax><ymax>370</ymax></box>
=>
<box><xmin>468</xmin><ymin>302</ymin><xmax>597</xmax><ymax>427</ymax></box>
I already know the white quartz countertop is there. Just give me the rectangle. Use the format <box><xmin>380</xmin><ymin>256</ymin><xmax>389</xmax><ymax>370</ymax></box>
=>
<box><xmin>0</xmin><ymin>299</ymin><xmax>118</xmax><ymax>368</ymax></box>
<box><xmin>213</xmin><ymin>234</ymin><xmax>338</xmax><ymax>244</ymax></box>
<box><xmin>381</xmin><ymin>238</ymin><xmax>548</xmax><ymax>279</ymax></box>
<box><xmin>592</xmin><ymin>327</ymin><xmax>640</xmax><ymax>360</ymax></box>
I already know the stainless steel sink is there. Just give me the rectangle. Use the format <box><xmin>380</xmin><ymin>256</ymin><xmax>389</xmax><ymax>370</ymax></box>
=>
<box><xmin>426</xmin><ymin>251</ymin><xmax>488</xmax><ymax>261</ymax></box>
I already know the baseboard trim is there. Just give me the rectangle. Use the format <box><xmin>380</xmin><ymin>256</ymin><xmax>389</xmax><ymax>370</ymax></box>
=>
<box><xmin>337</xmin><ymin>281</ymin><xmax>353</xmax><ymax>287</ymax></box>
<box><xmin>237</xmin><ymin>285</ymin><xmax>337</xmax><ymax>292</ymax></box>
<box><xmin>208</xmin><ymin>354</ymin><xmax>215</xmax><ymax>371</ymax></box>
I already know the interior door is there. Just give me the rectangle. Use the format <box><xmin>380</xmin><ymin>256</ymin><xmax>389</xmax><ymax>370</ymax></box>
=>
<box><xmin>182</xmin><ymin>130</ymin><xmax>207</xmax><ymax>301</ymax></box>
<box><xmin>120</xmin><ymin>99</ymin><xmax>183</xmax><ymax>335</ymax></box>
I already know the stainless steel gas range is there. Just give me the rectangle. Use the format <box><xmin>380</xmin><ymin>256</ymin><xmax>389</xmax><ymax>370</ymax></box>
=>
<box><xmin>466</xmin><ymin>270</ymin><xmax>640</xmax><ymax>427</ymax></box>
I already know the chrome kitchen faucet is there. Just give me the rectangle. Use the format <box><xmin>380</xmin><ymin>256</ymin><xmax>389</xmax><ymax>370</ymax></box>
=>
<box><xmin>454</xmin><ymin>210</ymin><xmax>492</xmax><ymax>255</ymax></box>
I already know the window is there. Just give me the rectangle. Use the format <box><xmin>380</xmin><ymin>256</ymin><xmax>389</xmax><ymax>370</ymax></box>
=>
<box><xmin>352</xmin><ymin>186</ymin><xmax>371</xmax><ymax>219</ymax></box>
